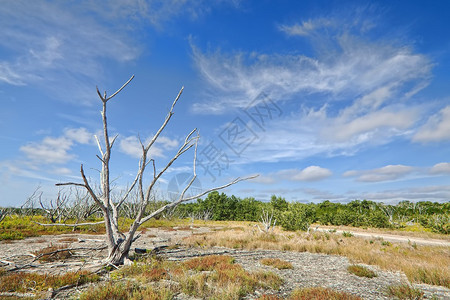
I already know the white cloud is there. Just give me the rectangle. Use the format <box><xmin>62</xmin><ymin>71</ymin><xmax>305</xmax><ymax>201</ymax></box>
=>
<box><xmin>251</xmin><ymin>166</ymin><xmax>332</xmax><ymax>185</ymax></box>
<box><xmin>84</xmin><ymin>0</ymin><xmax>241</xmax><ymax>28</ymax></box>
<box><xmin>19</xmin><ymin>127</ymin><xmax>94</xmax><ymax>165</ymax></box>
<box><xmin>157</xmin><ymin>136</ymin><xmax>179</xmax><ymax>149</ymax></box>
<box><xmin>329</xmin><ymin>109</ymin><xmax>417</xmax><ymax>142</ymax></box>
<box><xmin>0</xmin><ymin>1</ymin><xmax>139</xmax><ymax>103</ymax></box>
<box><xmin>430</xmin><ymin>162</ymin><xmax>450</xmax><ymax>175</ymax></box>
<box><xmin>279</xmin><ymin>166</ymin><xmax>332</xmax><ymax>182</ymax></box>
<box><xmin>20</xmin><ymin>136</ymin><xmax>74</xmax><ymax>164</ymax></box>
<box><xmin>413</xmin><ymin>106</ymin><xmax>450</xmax><ymax>142</ymax></box>
<box><xmin>50</xmin><ymin>167</ymin><xmax>73</xmax><ymax>175</ymax></box>
<box><xmin>190</xmin><ymin>13</ymin><xmax>432</xmax><ymax>163</ymax></box>
<box><xmin>251</xmin><ymin>175</ymin><xmax>277</xmax><ymax>184</ymax></box>
<box><xmin>119</xmin><ymin>136</ymin><xmax>145</xmax><ymax>159</ymax></box>
<box><xmin>345</xmin><ymin>164</ymin><xmax>414</xmax><ymax>182</ymax></box>
<box><xmin>353</xmin><ymin>185</ymin><xmax>450</xmax><ymax>203</ymax></box>
<box><xmin>119</xmin><ymin>135</ymin><xmax>179</xmax><ymax>159</ymax></box>
<box><xmin>64</xmin><ymin>128</ymin><xmax>93</xmax><ymax>145</ymax></box>
<box><xmin>191</xmin><ymin>23</ymin><xmax>431</xmax><ymax>115</ymax></box>
<box><xmin>278</xmin><ymin>20</ymin><xmax>319</xmax><ymax>37</ymax></box>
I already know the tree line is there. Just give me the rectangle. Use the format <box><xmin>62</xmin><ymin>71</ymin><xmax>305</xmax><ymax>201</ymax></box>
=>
<box><xmin>175</xmin><ymin>192</ymin><xmax>449</xmax><ymax>234</ymax></box>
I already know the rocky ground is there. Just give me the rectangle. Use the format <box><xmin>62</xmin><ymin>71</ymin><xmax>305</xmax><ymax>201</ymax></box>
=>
<box><xmin>0</xmin><ymin>226</ymin><xmax>449</xmax><ymax>299</ymax></box>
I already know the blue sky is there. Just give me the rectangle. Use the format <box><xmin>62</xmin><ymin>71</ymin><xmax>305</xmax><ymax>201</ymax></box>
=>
<box><xmin>1</xmin><ymin>0</ymin><xmax>450</xmax><ymax>207</ymax></box>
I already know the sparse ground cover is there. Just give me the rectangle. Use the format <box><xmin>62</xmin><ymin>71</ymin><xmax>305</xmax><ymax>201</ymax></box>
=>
<box><xmin>183</xmin><ymin>225</ymin><xmax>450</xmax><ymax>288</ymax></box>
<box><xmin>80</xmin><ymin>255</ymin><xmax>283</xmax><ymax>300</ymax></box>
<box><xmin>0</xmin><ymin>219</ymin><xmax>449</xmax><ymax>299</ymax></box>
<box><xmin>0</xmin><ymin>215</ymin><xmax>194</xmax><ymax>241</ymax></box>
<box><xmin>0</xmin><ymin>269</ymin><xmax>99</xmax><ymax>298</ymax></box>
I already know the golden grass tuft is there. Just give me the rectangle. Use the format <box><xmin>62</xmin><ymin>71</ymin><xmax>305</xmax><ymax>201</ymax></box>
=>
<box><xmin>347</xmin><ymin>265</ymin><xmax>377</xmax><ymax>278</ymax></box>
<box><xmin>183</xmin><ymin>255</ymin><xmax>235</xmax><ymax>271</ymax></box>
<box><xmin>260</xmin><ymin>258</ymin><xmax>294</xmax><ymax>269</ymax></box>
<box><xmin>386</xmin><ymin>283</ymin><xmax>425</xmax><ymax>299</ymax></box>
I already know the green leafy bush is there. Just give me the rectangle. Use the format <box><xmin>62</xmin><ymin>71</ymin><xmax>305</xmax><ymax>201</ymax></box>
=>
<box><xmin>279</xmin><ymin>203</ymin><xmax>312</xmax><ymax>231</ymax></box>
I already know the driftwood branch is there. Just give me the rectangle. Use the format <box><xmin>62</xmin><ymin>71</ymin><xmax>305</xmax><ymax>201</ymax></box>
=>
<box><xmin>34</xmin><ymin>221</ymin><xmax>105</xmax><ymax>227</ymax></box>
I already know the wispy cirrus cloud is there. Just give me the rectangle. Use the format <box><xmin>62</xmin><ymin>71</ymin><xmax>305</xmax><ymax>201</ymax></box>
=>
<box><xmin>0</xmin><ymin>1</ymin><xmax>140</xmax><ymax>103</ymax></box>
<box><xmin>84</xmin><ymin>0</ymin><xmax>242</xmax><ymax>28</ymax></box>
<box><xmin>413</xmin><ymin>105</ymin><xmax>450</xmax><ymax>143</ymax></box>
<box><xmin>0</xmin><ymin>1</ymin><xmax>239</xmax><ymax>104</ymax></box>
<box><xmin>343</xmin><ymin>164</ymin><xmax>415</xmax><ymax>182</ymax></box>
<box><xmin>191</xmin><ymin>30</ymin><xmax>431</xmax><ymax>114</ymax></box>
<box><xmin>191</xmin><ymin>10</ymin><xmax>434</xmax><ymax>163</ymax></box>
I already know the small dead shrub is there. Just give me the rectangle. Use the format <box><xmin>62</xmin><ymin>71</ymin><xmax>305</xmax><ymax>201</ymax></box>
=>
<box><xmin>34</xmin><ymin>244</ymin><xmax>72</xmax><ymax>262</ymax></box>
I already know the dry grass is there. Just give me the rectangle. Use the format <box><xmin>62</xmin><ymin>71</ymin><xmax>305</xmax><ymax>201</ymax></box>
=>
<box><xmin>0</xmin><ymin>270</ymin><xmax>99</xmax><ymax>294</ymax></box>
<box><xmin>317</xmin><ymin>224</ymin><xmax>450</xmax><ymax>241</ymax></box>
<box><xmin>386</xmin><ymin>283</ymin><xmax>425</xmax><ymax>299</ymax></box>
<box><xmin>79</xmin><ymin>281</ymin><xmax>174</xmax><ymax>300</ymax></box>
<box><xmin>289</xmin><ymin>287</ymin><xmax>363</xmax><ymax>300</ymax></box>
<box><xmin>182</xmin><ymin>226</ymin><xmax>450</xmax><ymax>288</ymax></box>
<box><xmin>257</xmin><ymin>287</ymin><xmax>363</xmax><ymax>300</ymax></box>
<box><xmin>33</xmin><ymin>244</ymin><xmax>72</xmax><ymax>262</ymax></box>
<box><xmin>260</xmin><ymin>258</ymin><xmax>294</xmax><ymax>270</ymax></box>
<box><xmin>108</xmin><ymin>255</ymin><xmax>283</xmax><ymax>300</ymax></box>
<box><xmin>347</xmin><ymin>265</ymin><xmax>377</xmax><ymax>278</ymax></box>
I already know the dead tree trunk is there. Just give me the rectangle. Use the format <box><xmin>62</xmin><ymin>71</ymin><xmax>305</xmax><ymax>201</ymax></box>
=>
<box><xmin>57</xmin><ymin>76</ymin><xmax>256</xmax><ymax>265</ymax></box>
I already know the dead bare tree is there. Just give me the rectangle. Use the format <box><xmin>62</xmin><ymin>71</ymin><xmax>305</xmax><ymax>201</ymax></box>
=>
<box><xmin>57</xmin><ymin>76</ymin><xmax>256</xmax><ymax>265</ymax></box>
<box><xmin>0</xmin><ymin>208</ymin><xmax>10</xmax><ymax>223</ymax></box>
<box><xmin>379</xmin><ymin>204</ymin><xmax>396</xmax><ymax>225</ymax></box>
<box><xmin>256</xmin><ymin>209</ymin><xmax>276</xmax><ymax>233</ymax></box>
<box><xmin>20</xmin><ymin>186</ymin><xmax>42</xmax><ymax>216</ymax></box>
<box><xmin>39</xmin><ymin>190</ymin><xmax>70</xmax><ymax>223</ymax></box>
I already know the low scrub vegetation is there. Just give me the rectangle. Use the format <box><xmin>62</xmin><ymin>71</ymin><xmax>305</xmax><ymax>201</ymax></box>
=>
<box><xmin>183</xmin><ymin>227</ymin><xmax>449</xmax><ymax>288</ymax></box>
<box><xmin>347</xmin><ymin>265</ymin><xmax>377</xmax><ymax>278</ymax></box>
<box><xmin>0</xmin><ymin>214</ymin><xmax>191</xmax><ymax>242</ymax></box>
<box><xmin>89</xmin><ymin>255</ymin><xmax>283</xmax><ymax>300</ymax></box>
<box><xmin>79</xmin><ymin>281</ymin><xmax>173</xmax><ymax>300</ymax></box>
<box><xmin>0</xmin><ymin>269</ymin><xmax>99</xmax><ymax>296</ymax></box>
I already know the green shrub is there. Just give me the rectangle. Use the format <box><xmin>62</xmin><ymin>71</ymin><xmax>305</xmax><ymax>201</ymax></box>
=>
<box><xmin>279</xmin><ymin>203</ymin><xmax>313</xmax><ymax>231</ymax></box>
<box><xmin>342</xmin><ymin>231</ymin><xmax>353</xmax><ymax>237</ymax></box>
